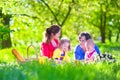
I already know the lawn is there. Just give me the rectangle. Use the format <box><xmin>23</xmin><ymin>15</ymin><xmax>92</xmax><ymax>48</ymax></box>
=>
<box><xmin>0</xmin><ymin>42</ymin><xmax>120</xmax><ymax>80</ymax></box>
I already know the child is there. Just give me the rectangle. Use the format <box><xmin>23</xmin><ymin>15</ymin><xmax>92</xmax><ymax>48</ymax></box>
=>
<box><xmin>84</xmin><ymin>39</ymin><xmax>99</xmax><ymax>63</ymax></box>
<box><xmin>53</xmin><ymin>37</ymin><xmax>71</xmax><ymax>64</ymax></box>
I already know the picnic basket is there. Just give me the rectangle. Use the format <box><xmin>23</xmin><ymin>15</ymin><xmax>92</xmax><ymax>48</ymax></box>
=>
<box><xmin>12</xmin><ymin>45</ymin><xmax>39</xmax><ymax>62</ymax></box>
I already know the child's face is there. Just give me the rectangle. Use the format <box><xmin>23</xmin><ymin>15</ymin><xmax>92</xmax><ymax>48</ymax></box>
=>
<box><xmin>85</xmin><ymin>39</ymin><xmax>94</xmax><ymax>52</ymax></box>
<box><xmin>61</xmin><ymin>42</ymin><xmax>69</xmax><ymax>51</ymax></box>
<box><xmin>87</xmin><ymin>45</ymin><xmax>93</xmax><ymax>52</ymax></box>
<box><xmin>85</xmin><ymin>43</ymin><xmax>94</xmax><ymax>52</ymax></box>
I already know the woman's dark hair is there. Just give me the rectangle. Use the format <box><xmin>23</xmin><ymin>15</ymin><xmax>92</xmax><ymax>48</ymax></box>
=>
<box><xmin>45</xmin><ymin>25</ymin><xmax>61</xmax><ymax>43</ymax></box>
<box><xmin>79</xmin><ymin>32</ymin><xmax>91</xmax><ymax>40</ymax></box>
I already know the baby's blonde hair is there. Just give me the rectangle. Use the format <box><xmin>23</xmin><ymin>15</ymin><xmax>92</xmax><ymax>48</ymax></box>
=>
<box><xmin>85</xmin><ymin>39</ymin><xmax>95</xmax><ymax>51</ymax></box>
<box><xmin>59</xmin><ymin>37</ymin><xmax>71</xmax><ymax>51</ymax></box>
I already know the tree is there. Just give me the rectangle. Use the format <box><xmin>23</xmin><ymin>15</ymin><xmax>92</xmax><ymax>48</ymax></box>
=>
<box><xmin>0</xmin><ymin>8</ymin><xmax>12</xmax><ymax>49</ymax></box>
<box><xmin>40</xmin><ymin>0</ymin><xmax>72</xmax><ymax>37</ymax></box>
<box><xmin>86</xmin><ymin>0</ymin><xmax>120</xmax><ymax>43</ymax></box>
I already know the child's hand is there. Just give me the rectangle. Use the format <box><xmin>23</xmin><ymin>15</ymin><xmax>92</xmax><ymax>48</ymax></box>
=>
<box><xmin>89</xmin><ymin>58</ymin><xmax>94</xmax><ymax>62</ymax></box>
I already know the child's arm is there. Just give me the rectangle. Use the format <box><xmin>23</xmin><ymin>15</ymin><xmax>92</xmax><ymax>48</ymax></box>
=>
<box><xmin>53</xmin><ymin>49</ymin><xmax>62</xmax><ymax>64</ymax></box>
<box><xmin>53</xmin><ymin>49</ymin><xmax>60</xmax><ymax>59</ymax></box>
<box><xmin>64</xmin><ymin>53</ymin><xmax>71</xmax><ymax>63</ymax></box>
<box><xmin>84</xmin><ymin>53</ymin><xmax>89</xmax><ymax>63</ymax></box>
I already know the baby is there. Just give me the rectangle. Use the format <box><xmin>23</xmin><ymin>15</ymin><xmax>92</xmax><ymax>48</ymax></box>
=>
<box><xmin>84</xmin><ymin>39</ymin><xmax>99</xmax><ymax>63</ymax></box>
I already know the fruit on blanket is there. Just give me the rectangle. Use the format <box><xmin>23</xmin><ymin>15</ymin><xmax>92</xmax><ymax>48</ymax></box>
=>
<box><xmin>39</xmin><ymin>56</ymin><xmax>45</xmax><ymax>64</ymax></box>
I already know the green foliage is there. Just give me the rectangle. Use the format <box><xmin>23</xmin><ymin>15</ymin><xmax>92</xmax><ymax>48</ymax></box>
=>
<box><xmin>0</xmin><ymin>48</ymin><xmax>14</xmax><ymax>62</ymax></box>
<box><xmin>0</xmin><ymin>0</ymin><xmax>120</xmax><ymax>46</ymax></box>
<box><xmin>0</xmin><ymin>26</ymin><xmax>10</xmax><ymax>40</ymax></box>
<box><xmin>0</xmin><ymin>61</ymin><xmax>120</xmax><ymax>80</ymax></box>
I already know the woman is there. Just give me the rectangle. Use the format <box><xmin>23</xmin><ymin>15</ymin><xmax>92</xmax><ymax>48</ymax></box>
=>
<box><xmin>41</xmin><ymin>25</ymin><xmax>61</xmax><ymax>58</ymax></box>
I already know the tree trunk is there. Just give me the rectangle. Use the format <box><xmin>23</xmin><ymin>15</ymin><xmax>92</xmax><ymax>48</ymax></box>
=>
<box><xmin>108</xmin><ymin>29</ymin><xmax>112</xmax><ymax>42</ymax></box>
<box><xmin>100</xmin><ymin>27</ymin><xmax>105</xmax><ymax>43</ymax></box>
<box><xmin>2</xmin><ymin>33</ymin><xmax>12</xmax><ymax>49</ymax></box>
<box><xmin>1</xmin><ymin>14</ymin><xmax>12</xmax><ymax>49</ymax></box>
<box><xmin>100</xmin><ymin>4</ymin><xmax>106</xmax><ymax>43</ymax></box>
<box><xmin>116</xmin><ymin>30</ymin><xmax>120</xmax><ymax>42</ymax></box>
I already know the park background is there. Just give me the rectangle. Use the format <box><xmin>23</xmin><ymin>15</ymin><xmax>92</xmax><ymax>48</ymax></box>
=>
<box><xmin>0</xmin><ymin>0</ymin><xmax>120</xmax><ymax>80</ymax></box>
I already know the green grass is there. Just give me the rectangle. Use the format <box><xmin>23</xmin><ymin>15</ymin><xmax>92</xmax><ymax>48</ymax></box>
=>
<box><xmin>0</xmin><ymin>61</ymin><xmax>120</xmax><ymax>80</ymax></box>
<box><xmin>0</xmin><ymin>42</ymin><xmax>120</xmax><ymax>80</ymax></box>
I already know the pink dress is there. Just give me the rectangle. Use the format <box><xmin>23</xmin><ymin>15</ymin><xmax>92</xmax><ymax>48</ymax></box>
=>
<box><xmin>85</xmin><ymin>49</ymin><xmax>98</xmax><ymax>62</ymax></box>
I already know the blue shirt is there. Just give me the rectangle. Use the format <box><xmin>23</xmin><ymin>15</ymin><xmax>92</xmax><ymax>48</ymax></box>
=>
<box><xmin>74</xmin><ymin>44</ymin><xmax>100</xmax><ymax>60</ymax></box>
